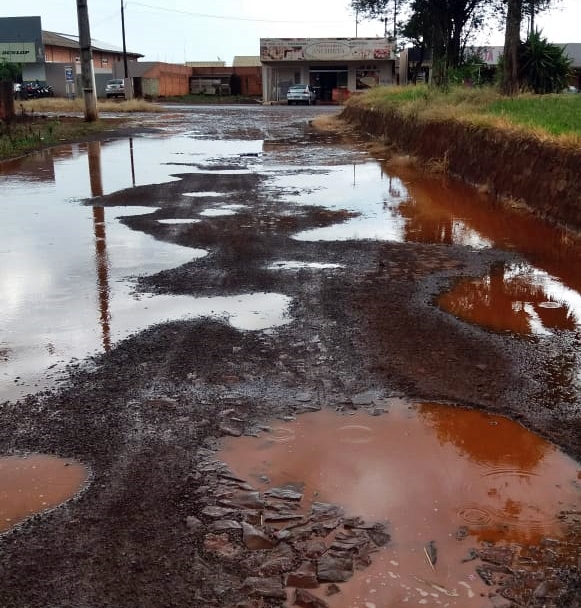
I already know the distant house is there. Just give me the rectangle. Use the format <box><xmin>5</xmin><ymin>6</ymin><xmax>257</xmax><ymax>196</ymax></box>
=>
<box><xmin>187</xmin><ymin>58</ymin><xmax>261</xmax><ymax>97</ymax></box>
<box><xmin>0</xmin><ymin>15</ymin><xmax>144</xmax><ymax>97</ymax></box>
<box><xmin>120</xmin><ymin>62</ymin><xmax>192</xmax><ymax>98</ymax></box>
<box><xmin>42</xmin><ymin>30</ymin><xmax>143</xmax><ymax>97</ymax></box>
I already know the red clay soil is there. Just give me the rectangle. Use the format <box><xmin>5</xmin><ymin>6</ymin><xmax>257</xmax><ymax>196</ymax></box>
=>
<box><xmin>340</xmin><ymin>104</ymin><xmax>581</xmax><ymax>231</ymax></box>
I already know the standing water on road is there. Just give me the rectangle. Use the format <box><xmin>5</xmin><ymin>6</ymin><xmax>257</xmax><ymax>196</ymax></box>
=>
<box><xmin>220</xmin><ymin>402</ymin><xmax>581</xmax><ymax>608</ymax></box>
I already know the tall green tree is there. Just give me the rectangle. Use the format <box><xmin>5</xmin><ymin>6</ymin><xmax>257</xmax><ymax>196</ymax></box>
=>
<box><xmin>501</xmin><ymin>0</ymin><xmax>522</xmax><ymax>94</ymax></box>
<box><xmin>351</xmin><ymin>0</ymin><xmax>494</xmax><ymax>85</ymax></box>
<box><xmin>500</xmin><ymin>0</ymin><xmax>561</xmax><ymax>94</ymax></box>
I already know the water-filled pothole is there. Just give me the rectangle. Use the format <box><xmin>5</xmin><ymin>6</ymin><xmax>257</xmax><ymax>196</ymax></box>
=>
<box><xmin>438</xmin><ymin>262</ymin><xmax>580</xmax><ymax>335</ymax></box>
<box><xmin>219</xmin><ymin>402</ymin><xmax>581</xmax><ymax>607</ymax></box>
<box><xmin>0</xmin><ymin>454</ymin><xmax>89</xmax><ymax>532</ymax></box>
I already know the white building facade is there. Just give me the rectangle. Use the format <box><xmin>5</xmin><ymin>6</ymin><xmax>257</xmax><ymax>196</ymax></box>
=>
<box><xmin>260</xmin><ymin>38</ymin><xmax>396</xmax><ymax>103</ymax></box>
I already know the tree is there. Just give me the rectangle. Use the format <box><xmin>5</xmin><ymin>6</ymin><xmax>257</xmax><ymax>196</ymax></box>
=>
<box><xmin>351</xmin><ymin>0</ymin><xmax>401</xmax><ymax>38</ymax></box>
<box><xmin>501</xmin><ymin>0</ymin><xmax>522</xmax><ymax>94</ymax></box>
<box><xmin>500</xmin><ymin>0</ymin><xmax>561</xmax><ymax>95</ymax></box>
<box><xmin>0</xmin><ymin>60</ymin><xmax>20</xmax><ymax>121</ymax></box>
<box><xmin>520</xmin><ymin>29</ymin><xmax>571</xmax><ymax>93</ymax></box>
<box><xmin>352</xmin><ymin>0</ymin><xmax>494</xmax><ymax>85</ymax></box>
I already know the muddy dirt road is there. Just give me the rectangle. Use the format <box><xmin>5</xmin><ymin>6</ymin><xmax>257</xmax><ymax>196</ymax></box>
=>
<box><xmin>0</xmin><ymin>105</ymin><xmax>580</xmax><ymax>608</ymax></box>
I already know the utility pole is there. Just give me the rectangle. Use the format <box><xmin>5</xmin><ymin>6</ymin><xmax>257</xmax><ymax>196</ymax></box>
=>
<box><xmin>76</xmin><ymin>0</ymin><xmax>98</xmax><ymax>121</ymax></box>
<box><xmin>121</xmin><ymin>0</ymin><xmax>128</xmax><ymax>78</ymax></box>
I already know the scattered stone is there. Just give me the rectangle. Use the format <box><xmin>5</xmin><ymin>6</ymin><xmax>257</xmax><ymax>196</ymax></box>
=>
<box><xmin>220</xmin><ymin>491</ymin><xmax>265</xmax><ymax>509</ymax></box>
<box><xmin>285</xmin><ymin>561</ymin><xmax>319</xmax><ymax>589</ymax></box>
<box><xmin>185</xmin><ymin>515</ymin><xmax>204</xmax><ymax>531</ymax></box>
<box><xmin>342</xmin><ymin>516</ymin><xmax>365</xmax><ymax>528</ymax></box>
<box><xmin>293</xmin><ymin>588</ymin><xmax>329</xmax><ymax>608</ymax></box>
<box><xmin>202</xmin><ymin>506</ymin><xmax>237</xmax><ymax>519</ymax></box>
<box><xmin>240</xmin><ymin>577</ymin><xmax>286</xmax><ymax>600</ymax></box>
<box><xmin>265</xmin><ymin>485</ymin><xmax>304</xmax><ymax>501</ymax></box>
<box><xmin>475</xmin><ymin>567</ymin><xmax>495</xmax><ymax>586</ymax></box>
<box><xmin>479</xmin><ymin>546</ymin><xmax>514</xmax><ymax>567</ymax></box>
<box><xmin>350</xmin><ymin>390</ymin><xmax>381</xmax><ymax>406</ymax></box>
<box><xmin>263</xmin><ymin>511</ymin><xmax>304</xmax><ymax>523</ymax></box>
<box><xmin>461</xmin><ymin>548</ymin><xmax>479</xmax><ymax>562</ymax></box>
<box><xmin>365</xmin><ymin>523</ymin><xmax>390</xmax><ymax>547</ymax></box>
<box><xmin>455</xmin><ymin>526</ymin><xmax>469</xmax><ymax>540</ymax></box>
<box><xmin>310</xmin><ymin>503</ymin><xmax>344</xmax><ymax>521</ymax></box>
<box><xmin>330</xmin><ymin>530</ymin><xmax>370</xmax><ymax>552</ymax></box>
<box><xmin>325</xmin><ymin>584</ymin><xmax>340</xmax><ymax>596</ymax></box>
<box><xmin>203</xmin><ymin>533</ymin><xmax>241</xmax><ymax>559</ymax></box>
<box><xmin>316</xmin><ymin>555</ymin><xmax>353</xmax><ymax>582</ymax></box>
<box><xmin>295</xmin><ymin>392</ymin><xmax>313</xmax><ymax>402</ymax></box>
<box><xmin>258</xmin><ymin>543</ymin><xmax>296</xmax><ymax>576</ymax></box>
<box><xmin>220</xmin><ymin>424</ymin><xmax>242</xmax><ymax>437</ymax></box>
<box><xmin>209</xmin><ymin>520</ymin><xmax>242</xmax><ymax>532</ymax></box>
<box><xmin>242</xmin><ymin>522</ymin><xmax>277</xmax><ymax>550</ymax></box>
<box><xmin>293</xmin><ymin>539</ymin><xmax>328</xmax><ymax>559</ymax></box>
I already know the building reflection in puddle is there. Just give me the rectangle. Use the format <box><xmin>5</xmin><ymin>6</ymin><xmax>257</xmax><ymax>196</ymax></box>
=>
<box><xmin>219</xmin><ymin>402</ymin><xmax>581</xmax><ymax>607</ymax></box>
<box><xmin>438</xmin><ymin>261</ymin><xmax>579</xmax><ymax>335</ymax></box>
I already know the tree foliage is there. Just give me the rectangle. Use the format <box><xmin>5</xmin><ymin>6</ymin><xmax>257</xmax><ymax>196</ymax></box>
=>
<box><xmin>0</xmin><ymin>60</ymin><xmax>20</xmax><ymax>82</ymax></box>
<box><xmin>351</xmin><ymin>0</ymin><xmax>495</xmax><ymax>84</ymax></box>
<box><xmin>519</xmin><ymin>29</ymin><xmax>571</xmax><ymax>93</ymax></box>
<box><xmin>351</xmin><ymin>0</ymin><xmax>564</xmax><ymax>91</ymax></box>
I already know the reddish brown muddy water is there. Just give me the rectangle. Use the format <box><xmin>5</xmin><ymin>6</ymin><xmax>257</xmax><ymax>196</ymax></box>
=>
<box><xmin>220</xmin><ymin>402</ymin><xmax>581</xmax><ymax>608</ymax></box>
<box><xmin>0</xmin><ymin>454</ymin><xmax>88</xmax><ymax>532</ymax></box>
<box><xmin>1</xmin><ymin>108</ymin><xmax>581</xmax><ymax>602</ymax></box>
<box><xmin>2</xmin><ymin>108</ymin><xmax>581</xmax><ymax>403</ymax></box>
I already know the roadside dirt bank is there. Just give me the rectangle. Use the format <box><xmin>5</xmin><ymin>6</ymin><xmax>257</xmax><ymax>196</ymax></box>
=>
<box><xmin>0</xmin><ymin>106</ymin><xmax>580</xmax><ymax>608</ymax></box>
<box><xmin>338</xmin><ymin>104</ymin><xmax>581</xmax><ymax>233</ymax></box>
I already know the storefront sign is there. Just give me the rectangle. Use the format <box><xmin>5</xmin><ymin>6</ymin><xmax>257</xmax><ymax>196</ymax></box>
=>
<box><xmin>0</xmin><ymin>42</ymin><xmax>37</xmax><ymax>63</ymax></box>
<box><xmin>261</xmin><ymin>38</ymin><xmax>394</xmax><ymax>62</ymax></box>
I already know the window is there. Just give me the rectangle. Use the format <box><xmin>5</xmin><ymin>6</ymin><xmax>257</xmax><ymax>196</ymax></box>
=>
<box><xmin>356</xmin><ymin>65</ymin><xmax>379</xmax><ymax>89</ymax></box>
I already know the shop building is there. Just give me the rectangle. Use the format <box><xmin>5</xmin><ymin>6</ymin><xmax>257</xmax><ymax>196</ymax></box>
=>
<box><xmin>260</xmin><ymin>37</ymin><xmax>396</xmax><ymax>103</ymax></box>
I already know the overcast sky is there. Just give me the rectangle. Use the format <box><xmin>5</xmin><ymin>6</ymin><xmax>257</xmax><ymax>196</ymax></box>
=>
<box><xmin>4</xmin><ymin>0</ymin><xmax>580</xmax><ymax>64</ymax></box>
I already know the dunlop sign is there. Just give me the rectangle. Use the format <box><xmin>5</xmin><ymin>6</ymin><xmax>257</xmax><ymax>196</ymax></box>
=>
<box><xmin>0</xmin><ymin>42</ymin><xmax>37</xmax><ymax>63</ymax></box>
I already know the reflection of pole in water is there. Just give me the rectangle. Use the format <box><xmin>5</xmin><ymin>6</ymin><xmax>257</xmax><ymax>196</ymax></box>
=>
<box><xmin>88</xmin><ymin>140</ymin><xmax>103</xmax><ymax>197</ymax></box>
<box><xmin>353</xmin><ymin>163</ymin><xmax>356</xmax><ymax>187</ymax></box>
<box><xmin>93</xmin><ymin>207</ymin><xmax>111</xmax><ymax>351</ymax></box>
<box><xmin>129</xmin><ymin>137</ymin><xmax>136</xmax><ymax>187</ymax></box>
<box><xmin>88</xmin><ymin>141</ymin><xmax>111</xmax><ymax>351</ymax></box>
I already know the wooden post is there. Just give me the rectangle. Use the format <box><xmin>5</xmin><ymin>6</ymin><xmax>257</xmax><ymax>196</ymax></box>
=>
<box><xmin>76</xmin><ymin>0</ymin><xmax>98</xmax><ymax>121</ymax></box>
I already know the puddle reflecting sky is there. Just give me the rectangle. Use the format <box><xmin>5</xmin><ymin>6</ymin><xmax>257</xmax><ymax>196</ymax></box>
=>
<box><xmin>3</xmin><ymin>110</ymin><xmax>581</xmax><ymax>400</ymax></box>
<box><xmin>273</xmin><ymin>159</ymin><xmax>581</xmax><ymax>334</ymax></box>
<box><xmin>0</xmin><ymin>137</ymin><xmax>285</xmax><ymax>402</ymax></box>
<box><xmin>439</xmin><ymin>261</ymin><xmax>580</xmax><ymax>335</ymax></box>
<box><xmin>220</xmin><ymin>403</ymin><xmax>581</xmax><ymax>608</ymax></box>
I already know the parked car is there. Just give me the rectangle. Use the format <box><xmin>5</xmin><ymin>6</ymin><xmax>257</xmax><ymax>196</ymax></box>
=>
<box><xmin>105</xmin><ymin>79</ymin><xmax>125</xmax><ymax>99</ymax></box>
<box><xmin>287</xmin><ymin>84</ymin><xmax>317</xmax><ymax>105</ymax></box>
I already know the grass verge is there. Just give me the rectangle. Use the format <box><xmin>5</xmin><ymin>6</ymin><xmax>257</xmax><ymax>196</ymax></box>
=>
<box><xmin>16</xmin><ymin>97</ymin><xmax>165</xmax><ymax>114</ymax></box>
<box><xmin>0</xmin><ymin>116</ymin><xmax>128</xmax><ymax>161</ymax></box>
<box><xmin>345</xmin><ymin>85</ymin><xmax>581</xmax><ymax>142</ymax></box>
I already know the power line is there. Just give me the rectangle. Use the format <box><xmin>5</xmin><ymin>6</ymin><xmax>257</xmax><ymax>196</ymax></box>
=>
<box><xmin>128</xmin><ymin>1</ymin><xmax>346</xmax><ymax>24</ymax></box>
